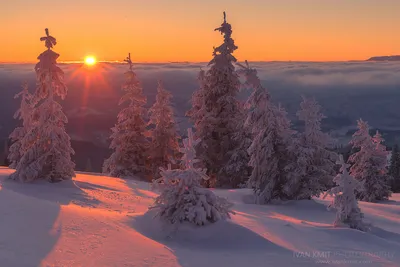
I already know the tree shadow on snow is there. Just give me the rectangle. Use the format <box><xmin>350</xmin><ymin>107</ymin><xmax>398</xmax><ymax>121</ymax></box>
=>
<box><xmin>242</xmin><ymin>195</ymin><xmax>335</xmax><ymax>226</ymax></box>
<box><xmin>0</xmin><ymin>176</ymin><xmax>73</xmax><ymax>266</ymax></box>
<box><xmin>1</xmin><ymin>177</ymin><xmax>100</xmax><ymax>208</ymax></box>
<box><xmin>274</xmin><ymin>199</ymin><xmax>335</xmax><ymax>222</ymax></box>
<box><xmin>73</xmin><ymin>180</ymin><xmax>122</xmax><ymax>193</ymax></box>
<box><xmin>123</xmin><ymin>179</ymin><xmax>157</xmax><ymax>200</ymax></box>
<box><xmin>127</xmin><ymin>209</ymin><xmax>315</xmax><ymax>267</ymax></box>
<box><xmin>317</xmin><ymin>227</ymin><xmax>400</xmax><ymax>264</ymax></box>
<box><xmin>378</xmin><ymin>199</ymin><xmax>400</xmax><ymax>206</ymax></box>
<box><xmin>369</xmin><ymin>226</ymin><xmax>400</xmax><ymax>244</ymax></box>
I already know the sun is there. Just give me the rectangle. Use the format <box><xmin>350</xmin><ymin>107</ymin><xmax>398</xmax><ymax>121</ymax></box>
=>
<box><xmin>84</xmin><ymin>56</ymin><xmax>97</xmax><ymax>66</ymax></box>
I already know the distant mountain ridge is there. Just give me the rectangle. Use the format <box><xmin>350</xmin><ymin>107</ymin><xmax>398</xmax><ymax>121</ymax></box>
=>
<box><xmin>367</xmin><ymin>55</ymin><xmax>400</xmax><ymax>61</ymax></box>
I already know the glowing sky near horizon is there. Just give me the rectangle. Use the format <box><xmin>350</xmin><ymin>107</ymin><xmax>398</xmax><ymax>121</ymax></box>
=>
<box><xmin>0</xmin><ymin>0</ymin><xmax>399</xmax><ymax>62</ymax></box>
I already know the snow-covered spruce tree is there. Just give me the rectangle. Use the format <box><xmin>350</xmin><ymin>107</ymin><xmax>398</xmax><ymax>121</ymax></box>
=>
<box><xmin>221</xmin><ymin>60</ymin><xmax>272</xmax><ymax>189</ymax></box>
<box><xmin>186</xmin><ymin>69</ymin><xmax>210</xmax><ymax>186</ymax></box>
<box><xmin>186</xmin><ymin>69</ymin><xmax>206</xmax><ymax>127</ymax></box>
<box><xmin>218</xmin><ymin>101</ymin><xmax>252</xmax><ymax>188</ymax></box>
<box><xmin>103</xmin><ymin>53</ymin><xmax>149</xmax><ymax>179</ymax></box>
<box><xmin>324</xmin><ymin>155</ymin><xmax>368</xmax><ymax>231</ymax></box>
<box><xmin>284</xmin><ymin>97</ymin><xmax>337</xmax><ymax>200</ymax></box>
<box><xmin>151</xmin><ymin>128</ymin><xmax>234</xmax><ymax>226</ymax></box>
<box><xmin>348</xmin><ymin>120</ymin><xmax>392</xmax><ymax>202</ymax></box>
<box><xmin>248</xmin><ymin>102</ymin><xmax>295</xmax><ymax>204</ymax></box>
<box><xmin>237</xmin><ymin>60</ymin><xmax>271</xmax><ymax>135</ymax></box>
<box><xmin>389</xmin><ymin>144</ymin><xmax>400</xmax><ymax>192</ymax></box>
<box><xmin>238</xmin><ymin>61</ymin><xmax>295</xmax><ymax>203</ymax></box>
<box><xmin>216</xmin><ymin>61</ymin><xmax>258</xmax><ymax>188</ymax></box>
<box><xmin>186</xmin><ymin>12</ymin><xmax>243</xmax><ymax>187</ymax></box>
<box><xmin>10</xmin><ymin>29</ymin><xmax>75</xmax><ymax>182</ymax></box>
<box><xmin>370</xmin><ymin>131</ymin><xmax>392</xmax><ymax>196</ymax></box>
<box><xmin>8</xmin><ymin>82</ymin><xmax>34</xmax><ymax>169</ymax></box>
<box><xmin>148</xmin><ymin>80</ymin><xmax>180</xmax><ymax>179</ymax></box>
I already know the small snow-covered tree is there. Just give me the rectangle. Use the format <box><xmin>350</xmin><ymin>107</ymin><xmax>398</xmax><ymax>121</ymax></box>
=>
<box><xmin>389</xmin><ymin>144</ymin><xmax>400</xmax><ymax>192</ymax></box>
<box><xmin>284</xmin><ymin>97</ymin><xmax>337</xmax><ymax>200</ymax></box>
<box><xmin>151</xmin><ymin>128</ymin><xmax>234</xmax><ymax>226</ymax></box>
<box><xmin>187</xmin><ymin>12</ymin><xmax>243</xmax><ymax>187</ymax></box>
<box><xmin>10</xmin><ymin>29</ymin><xmax>75</xmax><ymax>182</ymax></box>
<box><xmin>103</xmin><ymin>53</ymin><xmax>149</xmax><ymax>179</ymax></box>
<box><xmin>248</xmin><ymin>102</ymin><xmax>295</xmax><ymax>204</ymax></box>
<box><xmin>348</xmin><ymin>120</ymin><xmax>392</xmax><ymax>202</ymax></box>
<box><xmin>325</xmin><ymin>155</ymin><xmax>368</xmax><ymax>231</ymax></box>
<box><xmin>8</xmin><ymin>82</ymin><xmax>34</xmax><ymax>168</ymax></box>
<box><xmin>148</xmin><ymin>80</ymin><xmax>180</xmax><ymax>179</ymax></box>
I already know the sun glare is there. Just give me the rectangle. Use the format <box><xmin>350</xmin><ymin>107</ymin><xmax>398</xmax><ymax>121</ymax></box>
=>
<box><xmin>84</xmin><ymin>56</ymin><xmax>96</xmax><ymax>66</ymax></box>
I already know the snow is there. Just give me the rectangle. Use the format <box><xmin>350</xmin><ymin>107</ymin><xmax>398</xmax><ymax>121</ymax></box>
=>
<box><xmin>0</xmin><ymin>168</ymin><xmax>399</xmax><ymax>266</ymax></box>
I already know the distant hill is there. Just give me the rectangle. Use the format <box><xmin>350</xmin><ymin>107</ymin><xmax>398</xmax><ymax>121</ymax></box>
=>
<box><xmin>367</xmin><ymin>55</ymin><xmax>400</xmax><ymax>61</ymax></box>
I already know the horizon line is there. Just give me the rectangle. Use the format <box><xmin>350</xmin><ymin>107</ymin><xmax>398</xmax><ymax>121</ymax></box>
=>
<box><xmin>0</xmin><ymin>59</ymin><xmax>374</xmax><ymax>65</ymax></box>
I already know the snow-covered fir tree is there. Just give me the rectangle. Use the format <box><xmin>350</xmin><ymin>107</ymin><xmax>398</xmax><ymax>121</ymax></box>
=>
<box><xmin>238</xmin><ymin>60</ymin><xmax>271</xmax><ymax>135</ymax></box>
<box><xmin>186</xmin><ymin>69</ymin><xmax>206</xmax><ymax>126</ymax></box>
<box><xmin>238</xmin><ymin>61</ymin><xmax>295</xmax><ymax>203</ymax></box>
<box><xmin>10</xmin><ymin>29</ymin><xmax>75</xmax><ymax>182</ymax></box>
<box><xmin>148</xmin><ymin>80</ymin><xmax>180</xmax><ymax>179</ymax></box>
<box><xmin>8</xmin><ymin>82</ymin><xmax>34</xmax><ymax>169</ymax></box>
<box><xmin>284</xmin><ymin>97</ymin><xmax>337</xmax><ymax>200</ymax></box>
<box><xmin>348</xmin><ymin>119</ymin><xmax>372</xmax><ymax>195</ymax></box>
<box><xmin>371</xmin><ymin>130</ymin><xmax>392</xmax><ymax>194</ymax></box>
<box><xmin>219</xmin><ymin>60</ymin><xmax>272</xmax><ymax>189</ymax></box>
<box><xmin>218</xmin><ymin>102</ymin><xmax>252</xmax><ymax>188</ymax></box>
<box><xmin>247</xmin><ymin>102</ymin><xmax>295</xmax><ymax>204</ymax></box>
<box><xmin>186</xmin><ymin>12</ymin><xmax>243</xmax><ymax>187</ymax></box>
<box><xmin>348</xmin><ymin>120</ymin><xmax>392</xmax><ymax>202</ymax></box>
<box><xmin>186</xmin><ymin>69</ymin><xmax>210</xmax><ymax>187</ymax></box>
<box><xmin>103</xmin><ymin>53</ymin><xmax>149</xmax><ymax>179</ymax></box>
<box><xmin>151</xmin><ymin>128</ymin><xmax>234</xmax><ymax>226</ymax></box>
<box><xmin>389</xmin><ymin>144</ymin><xmax>400</xmax><ymax>192</ymax></box>
<box><xmin>325</xmin><ymin>155</ymin><xmax>368</xmax><ymax>231</ymax></box>
<box><xmin>216</xmin><ymin>61</ymin><xmax>261</xmax><ymax>188</ymax></box>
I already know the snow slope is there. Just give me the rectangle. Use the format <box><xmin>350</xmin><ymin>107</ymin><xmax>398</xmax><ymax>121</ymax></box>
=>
<box><xmin>0</xmin><ymin>167</ymin><xmax>399</xmax><ymax>267</ymax></box>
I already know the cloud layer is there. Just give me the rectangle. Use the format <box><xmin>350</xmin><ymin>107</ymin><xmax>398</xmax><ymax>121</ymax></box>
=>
<box><xmin>1</xmin><ymin>61</ymin><xmax>400</xmax><ymax>142</ymax></box>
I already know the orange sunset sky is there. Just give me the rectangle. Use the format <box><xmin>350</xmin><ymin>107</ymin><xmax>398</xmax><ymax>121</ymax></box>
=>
<box><xmin>0</xmin><ymin>0</ymin><xmax>399</xmax><ymax>63</ymax></box>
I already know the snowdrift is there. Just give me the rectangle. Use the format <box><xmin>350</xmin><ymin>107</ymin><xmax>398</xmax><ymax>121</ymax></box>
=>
<box><xmin>0</xmin><ymin>167</ymin><xmax>399</xmax><ymax>267</ymax></box>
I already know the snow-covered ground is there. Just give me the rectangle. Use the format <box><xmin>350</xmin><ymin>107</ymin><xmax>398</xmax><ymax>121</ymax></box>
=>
<box><xmin>0</xmin><ymin>167</ymin><xmax>399</xmax><ymax>267</ymax></box>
